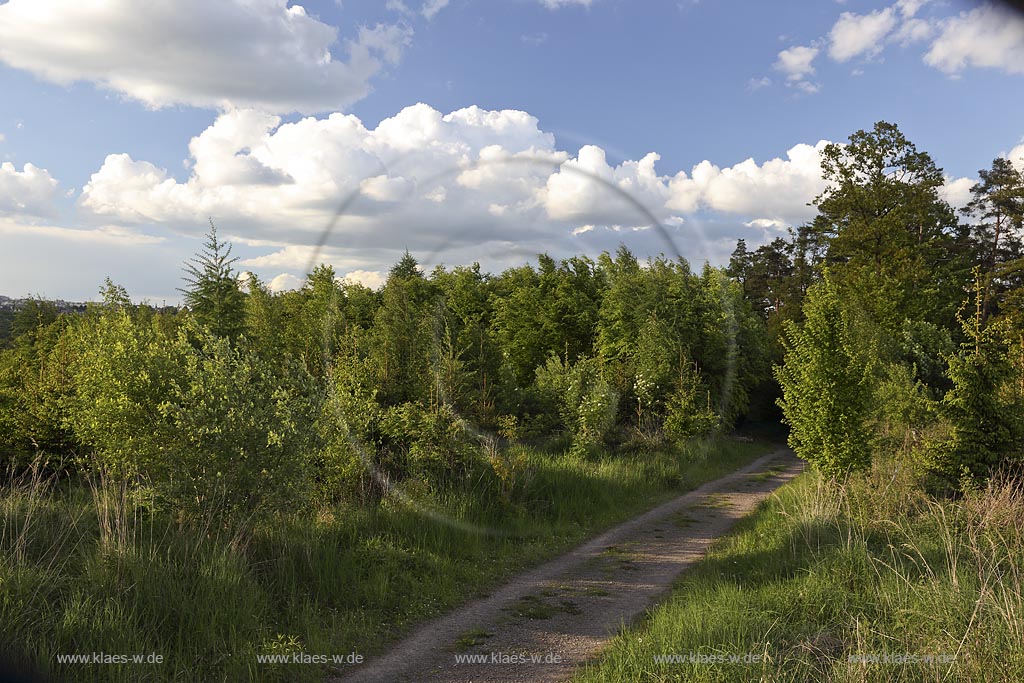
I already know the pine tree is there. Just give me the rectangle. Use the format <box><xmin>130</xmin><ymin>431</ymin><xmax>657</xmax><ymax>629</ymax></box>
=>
<box><xmin>809</xmin><ymin>121</ymin><xmax>964</xmax><ymax>330</ymax></box>
<box><xmin>963</xmin><ymin>157</ymin><xmax>1024</xmax><ymax>321</ymax></box>
<box><xmin>179</xmin><ymin>220</ymin><xmax>246</xmax><ymax>340</ymax></box>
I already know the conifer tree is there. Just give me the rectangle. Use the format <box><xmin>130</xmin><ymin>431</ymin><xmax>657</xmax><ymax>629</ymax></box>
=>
<box><xmin>179</xmin><ymin>220</ymin><xmax>246</xmax><ymax>340</ymax></box>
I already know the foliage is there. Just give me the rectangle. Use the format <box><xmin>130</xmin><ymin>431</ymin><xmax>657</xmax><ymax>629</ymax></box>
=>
<box><xmin>810</xmin><ymin>121</ymin><xmax>965</xmax><ymax>331</ymax></box>
<box><xmin>663</xmin><ymin>357</ymin><xmax>718</xmax><ymax>440</ymax></box>
<box><xmin>0</xmin><ymin>314</ymin><xmax>77</xmax><ymax>470</ymax></box>
<box><xmin>63</xmin><ymin>301</ymin><xmax>319</xmax><ymax>521</ymax></box>
<box><xmin>963</xmin><ymin>156</ymin><xmax>1024</xmax><ymax>327</ymax></box>
<box><xmin>775</xmin><ymin>274</ymin><xmax>877</xmax><ymax>477</ymax></box>
<box><xmin>369</xmin><ymin>253</ymin><xmax>436</xmax><ymax>407</ymax></box>
<box><xmin>156</xmin><ymin>328</ymin><xmax>321</xmax><ymax>521</ymax></box>
<box><xmin>179</xmin><ymin>220</ymin><xmax>246</xmax><ymax>340</ymax></box>
<box><xmin>536</xmin><ymin>355</ymin><xmax>619</xmax><ymax>455</ymax></box>
<box><xmin>63</xmin><ymin>298</ymin><xmax>182</xmax><ymax>480</ymax></box>
<box><xmin>631</xmin><ymin>315</ymin><xmax>676</xmax><ymax>428</ymax></box>
<box><xmin>922</xmin><ymin>283</ymin><xmax>1023</xmax><ymax>483</ymax></box>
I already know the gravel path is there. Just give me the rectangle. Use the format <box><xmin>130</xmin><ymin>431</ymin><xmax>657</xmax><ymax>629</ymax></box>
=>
<box><xmin>331</xmin><ymin>446</ymin><xmax>803</xmax><ymax>683</ymax></box>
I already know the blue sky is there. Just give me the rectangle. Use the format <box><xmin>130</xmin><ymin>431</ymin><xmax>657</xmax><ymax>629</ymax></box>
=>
<box><xmin>0</xmin><ymin>0</ymin><xmax>1022</xmax><ymax>301</ymax></box>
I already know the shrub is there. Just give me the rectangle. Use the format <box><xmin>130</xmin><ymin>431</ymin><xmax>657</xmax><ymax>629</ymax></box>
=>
<box><xmin>63</xmin><ymin>303</ymin><xmax>183</xmax><ymax>480</ymax></box>
<box><xmin>156</xmin><ymin>328</ymin><xmax>320</xmax><ymax>521</ymax></box>
<box><xmin>774</xmin><ymin>274</ymin><xmax>877</xmax><ymax>477</ymax></box>
<box><xmin>0</xmin><ymin>317</ymin><xmax>78</xmax><ymax>472</ymax></box>
<box><xmin>663</xmin><ymin>359</ymin><xmax>718</xmax><ymax>440</ymax></box>
<box><xmin>536</xmin><ymin>356</ymin><xmax>619</xmax><ymax>455</ymax></box>
<box><xmin>66</xmin><ymin>307</ymin><xmax>320</xmax><ymax>523</ymax></box>
<box><xmin>314</xmin><ymin>364</ymin><xmax>382</xmax><ymax>503</ymax></box>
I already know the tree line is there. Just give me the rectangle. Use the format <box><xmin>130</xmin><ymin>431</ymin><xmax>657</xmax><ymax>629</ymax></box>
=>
<box><xmin>1</xmin><ymin>120</ymin><xmax>1021</xmax><ymax>520</ymax></box>
<box><xmin>0</xmin><ymin>225</ymin><xmax>768</xmax><ymax>522</ymax></box>
<box><xmin>730</xmin><ymin>122</ymin><xmax>1023</xmax><ymax>485</ymax></box>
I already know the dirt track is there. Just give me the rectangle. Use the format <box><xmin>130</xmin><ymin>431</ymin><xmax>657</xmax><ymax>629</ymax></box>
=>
<box><xmin>332</xmin><ymin>446</ymin><xmax>803</xmax><ymax>683</ymax></box>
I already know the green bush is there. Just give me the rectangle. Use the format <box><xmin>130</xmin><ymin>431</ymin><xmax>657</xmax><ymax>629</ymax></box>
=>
<box><xmin>63</xmin><ymin>304</ymin><xmax>182</xmax><ymax>480</ymax></box>
<box><xmin>663</xmin><ymin>359</ymin><xmax>718</xmax><ymax>440</ymax></box>
<box><xmin>156</xmin><ymin>328</ymin><xmax>320</xmax><ymax>521</ymax></box>
<box><xmin>373</xmin><ymin>402</ymin><xmax>480</xmax><ymax>489</ymax></box>
<box><xmin>774</xmin><ymin>274</ymin><xmax>877</xmax><ymax>477</ymax></box>
<box><xmin>873</xmin><ymin>361</ymin><xmax>939</xmax><ymax>458</ymax></box>
<box><xmin>65</xmin><ymin>307</ymin><xmax>320</xmax><ymax>522</ymax></box>
<box><xmin>0</xmin><ymin>316</ymin><xmax>78</xmax><ymax>471</ymax></box>
<box><xmin>536</xmin><ymin>356</ymin><xmax>619</xmax><ymax>455</ymax></box>
<box><xmin>314</xmin><ymin>365</ymin><xmax>382</xmax><ymax>503</ymax></box>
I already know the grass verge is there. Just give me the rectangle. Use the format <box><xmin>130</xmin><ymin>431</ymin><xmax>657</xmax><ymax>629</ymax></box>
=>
<box><xmin>573</xmin><ymin>459</ymin><xmax>1024</xmax><ymax>683</ymax></box>
<box><xmin>0</xmin><ymin>436</ymin><xmax>774</xmax><ymax>682</ymax></box>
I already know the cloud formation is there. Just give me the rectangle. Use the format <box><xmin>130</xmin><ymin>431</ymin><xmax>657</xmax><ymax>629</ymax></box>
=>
<box><xmin>0</xmin><ymin>162</ymin><xmax>60</xmax><ymax>218</ymax></box>
<box><xmin>5</xmin><ymin>100</ymin><xmax>1016</xmax><ymax>297</ymax></box>
<box><xmin>775</xmin><ymin>45</ymin><xmax>819</xmax><ymax>80</ymax></box>
<box><xmin>74</xmin><ymin>102</ymin><xmax>844</xmax><ymax>288</ymax></box>
<box><xmin>925</xmin><ymin>3</ymin><xmax>1024</xmax><ymax>76</ymax></box>
<box><xmin>666</xmin><ymin>142</ymin><xmax>829</xmax><ymax>223</ymax></box>
<box><xmin>765</xmin><ymin>0</ymin><xmax>1024</xmax><ymax>90</ymax></box>
<box><xmin>774</xmin><ymin>45</ymin><xmax>820</xmax><ymax>93</ymax></box>
<box><xmin>829</xmin><ymin>7</ymin><xmax>898</xmax><ymax>62</ymax></box>
<box><xmin>0</xmin><ymin>0</ymin><xmax>412</xmax><ymax>114</ymax></box>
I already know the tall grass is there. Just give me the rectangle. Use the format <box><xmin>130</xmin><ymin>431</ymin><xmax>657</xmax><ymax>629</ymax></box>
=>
<box><xmin>0</xmin><ymin>436</ymin><xmax>772</xmax><ymax>682</ymax></box>
<box><xmin>574</xmin><ymin>459</ymin><xmax>1024</xmax><ymax>682</ymax></box>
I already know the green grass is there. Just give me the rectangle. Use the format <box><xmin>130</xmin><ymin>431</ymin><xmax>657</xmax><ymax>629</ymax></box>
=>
<box><xmin>0</xmin><ymin>436</ymin><xmax>774</xmax><ymax>682</ymax></box>
<box><xmin>501</xmin><ymin>593</ymin><xmax>581</xmax><ymax>620</ymax></box>
<box><xmin>451</xmin><ymin>628</ymin><xmax>493</xmax><ymax>652</ymax></box>
<box><xmin>573</xmin><ymin>460</ymin><xmax>1024</xmax><ymax>683</ymax></box>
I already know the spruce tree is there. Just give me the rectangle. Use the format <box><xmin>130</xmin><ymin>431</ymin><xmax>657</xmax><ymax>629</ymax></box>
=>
<box><xmin>179</xmin><ymin>220</ymin><xmax>246</xmax><ymax>341</ymax></box>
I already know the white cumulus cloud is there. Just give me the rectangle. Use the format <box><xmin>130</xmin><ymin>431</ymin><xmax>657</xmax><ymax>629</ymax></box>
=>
<box><xmin>774</xmin><ymin>45</ymin><xmax>821</xmax><ymax>93</ymax></box>
<box><xmin>939</xmin><ymin>175</ymin><xmax>975</xmax><ymax>210</ymax></box>
<box><xmin>0</xmin><ymin>0</ymin><xmax>412</xmax><ymax>114</ymax></box>
<box><xmin>924</xmin><ymin>3</ymin><xmax>1024</xmax><ymax>76</ymax></box>
<box><xmin>77</xmin><ymin>103</ymin><xmax>840</xmax><ymax>286</ymax></box>
<box><xmin>828</xmin><ymin>8</ymin><xmax>898</xmax><ymax>62</ymax></box>
<box><xmin>0</xmin><ymin>162</ymin><xmax>60</xmax><ymax>218</ymax></box>
<box><xmin>775</xmin><ymin>45</ymin><xmax>819</xmax><ymax>80</ymax></box>
<box><xmin>342</xmin><ymin>269</ymin><xmax>387</xmax><ymax>289</ymax></box>
<box><xmin>268</xmin><ymin>273</ymin><xmax>305</xmax><ymax>292</ymax></box>
<box><xmin>667</xmin><ymin>141</ymin><xmax>830</xmax><ymax>224</ymax></box>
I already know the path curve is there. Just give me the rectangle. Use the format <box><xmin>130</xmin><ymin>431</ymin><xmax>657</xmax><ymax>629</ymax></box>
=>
<box><xmin>332</xmin><ymin>446</ymin><xmax>803</xmax><ymax>683</ymax></box>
